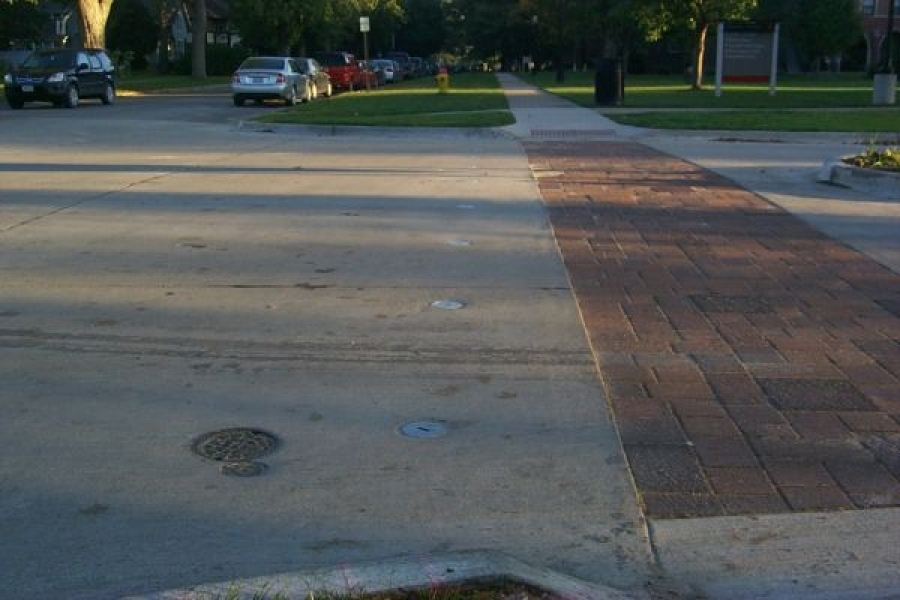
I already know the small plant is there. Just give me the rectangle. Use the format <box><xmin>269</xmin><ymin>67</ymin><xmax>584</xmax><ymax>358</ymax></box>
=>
<box><xmin>845</xmin><ymin>145</ymin><xmax>900</xmax><ymax>172</ymax></box>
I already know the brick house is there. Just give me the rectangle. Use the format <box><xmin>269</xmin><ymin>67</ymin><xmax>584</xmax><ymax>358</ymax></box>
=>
<box><xmin>860</xmin><ymin>0</ymin><xmax>899</xmax><ymax>70</ymax></box>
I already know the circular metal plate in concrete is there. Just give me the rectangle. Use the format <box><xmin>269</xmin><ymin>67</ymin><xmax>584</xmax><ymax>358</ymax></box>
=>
<box><xmin>431</xmin><ymin>299</ymin><xmax>465</xmax><ymax>310</ymax></box>
<box><xmin>399</xmin><ymin>421</ymin><xmax>449</xmax><ymax>439</ymax></box>
<box><xmin>191</xmin><ymin>428</ymin><xmax>279</xmax><ymax>462</ymax></box>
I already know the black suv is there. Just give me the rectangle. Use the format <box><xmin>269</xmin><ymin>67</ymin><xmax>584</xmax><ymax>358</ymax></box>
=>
<box><xmin>4</xmin><ymin>48</ymin><xmax>115</xmax><ymax>109</ymax></box>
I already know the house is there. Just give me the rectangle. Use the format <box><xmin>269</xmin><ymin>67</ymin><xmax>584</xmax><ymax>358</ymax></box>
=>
<box><xmin>170</xmin><ymin>0</ymin><xmax>240</xmax><ymax>58</ymax></box>
<box><xmin>860</xmin><ymin>0</ymin><xmax>899</xmax><ymax>71</ymax></box>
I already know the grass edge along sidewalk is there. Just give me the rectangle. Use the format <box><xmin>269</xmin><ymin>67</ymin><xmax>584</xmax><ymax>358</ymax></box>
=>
<box><xmin>255</xmin><ymin>72</ymin><xmax>514</xmax><ymax>128</ymax></box>
<box><xmin>525</xmin><ymin>71</ymin><xmax>900</xmax><ymax>134</ymax></box>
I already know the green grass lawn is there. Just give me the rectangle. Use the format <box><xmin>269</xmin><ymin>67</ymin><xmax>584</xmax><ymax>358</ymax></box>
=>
<box><xmin>117</xmin><ymin>73</ymin><xmax>230</xmax><ymax>93</ymax></box>
<box><xmin>525</xmin><ymin>71</ymin><xmax>900</xmax><ymax>132</ymax></box>
<box><xmin>256</xmin><ymin>72</ymin><xmax>514</xmax><ymax>128</ymax></box>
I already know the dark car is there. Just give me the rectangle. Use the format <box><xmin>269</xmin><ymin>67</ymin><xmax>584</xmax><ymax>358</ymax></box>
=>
<box><xmin>4</xmin><ymin>48</ymin><xmax>115</xmax><ymax>109</ymax></box>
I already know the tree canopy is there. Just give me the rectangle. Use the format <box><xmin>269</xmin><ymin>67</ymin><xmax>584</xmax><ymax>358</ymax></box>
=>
<box><xmin>11</xmin><ymin>0</ymin><xmax>866</xmax><ymax>84</ymax></box>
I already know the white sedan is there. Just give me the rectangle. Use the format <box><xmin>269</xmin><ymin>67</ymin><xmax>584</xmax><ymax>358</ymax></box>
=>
<box><xmin>231</xmin><ymin>56</ymin><xmax>306</xmax><ymax>107</ymax></box>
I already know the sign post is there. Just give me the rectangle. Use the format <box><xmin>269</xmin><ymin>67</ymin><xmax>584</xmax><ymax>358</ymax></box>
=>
<box><xmin>360</xmin><ymin>16</ymin><xmax>371</xmax><ymax>91</ymax></box>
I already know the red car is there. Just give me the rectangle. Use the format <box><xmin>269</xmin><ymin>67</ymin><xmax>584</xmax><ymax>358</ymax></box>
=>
<box><xmin>313</xmin><ymin>51</ymin><xmax>378</xmax><ymax>91</ymax></box>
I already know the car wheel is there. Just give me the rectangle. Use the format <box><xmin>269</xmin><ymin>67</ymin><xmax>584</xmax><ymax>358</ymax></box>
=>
<box><xmin>6</xmin><ymin>96</ymin><xmax>24</xmax><ymax>109</ymax></box>
<box><xmin>310</xmin><ymin>83</ymin><xmax>318</xmax><ymax>101</ymax></box>
<box><xmin>233</xmin><ymin>95</ymin><xmax>245</xmax><ymax>106</ymax></box>
<box><xmin>101</xmin><ymin>82</ymin><xmax>115</xmax><ymax>105</ymax></box>
<box><xmin>285</xmin><ymin>86</ymin><xmax>297</xmax><ymax>106</ymax></box>
<box><xmin>63</xmin><ymin>84</ymin><xmax>79</xmax><ymax>108</ymax></box>
<box><xmin>324</xmin><ymin>82</ymin><xmax>333</xmax><ymax>98</ymax></box>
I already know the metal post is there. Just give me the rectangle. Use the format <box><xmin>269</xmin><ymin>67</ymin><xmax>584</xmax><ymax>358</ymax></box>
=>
<box><xmin>715</xmin><ymin>22</ymin><xmax>724</xmax><ymax>97</ymax></box>
<box><xmin>769</xmin><ymin>23</ymin><xmax>780</xmax><ymax>96</ymax></box>
<box><xmin>886</xmin><ymin>0</ymin><xmax>896</xmax><ymax>73</ymax></box>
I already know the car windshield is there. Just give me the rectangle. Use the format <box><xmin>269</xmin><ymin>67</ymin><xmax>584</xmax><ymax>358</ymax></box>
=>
<box><xmin>293</xmin><ymin>61</ymin><xmax>309</xmax><ymax>73</ymax></box>
<box><xmin>22</xmin><ymin>51</ymin><xmax>75</xmax><ymax>69</ymax></box>
<box><xmin>240</xmin><ymin>58</ymin><xmax>285</xmax><ymax>71</ymax></box>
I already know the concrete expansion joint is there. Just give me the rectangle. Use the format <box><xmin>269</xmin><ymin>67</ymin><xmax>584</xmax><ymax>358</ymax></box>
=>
<box><xmin>121</xmin><ymin>551</ymin><xmax>645</xmax><ymax>599</ymax></box>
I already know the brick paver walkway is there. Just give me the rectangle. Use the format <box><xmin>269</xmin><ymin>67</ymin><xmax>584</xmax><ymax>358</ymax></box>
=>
<box><xmin>525</xmin><ymin>140</ymin><xmax>900</xmax><ymax>519</ymax></box>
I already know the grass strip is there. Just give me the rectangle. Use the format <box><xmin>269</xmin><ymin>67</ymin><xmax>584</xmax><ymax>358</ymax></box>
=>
<box><xmin>522</xmin><ymin>71</ymin><xmax>899</xmax><ymax>132</ymax></box>
<box><xmin>256</xmin><ymin>72</ymin><xmax>514</xmax><ymax>128</ymax></box>
<box><xmin>117</xmin><ymin>74</ymin><xmax>230</xmax><ymax>93</ymax></box>
<box><xmin>611</xmin><ymin>108</ymin><xmax>900</xmax><ymax>132</ymax></box>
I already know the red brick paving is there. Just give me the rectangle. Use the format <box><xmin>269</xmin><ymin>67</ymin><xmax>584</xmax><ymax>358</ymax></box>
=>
<box><xmin>525</xmin><ymin>140</ymin><xmax>900</xmax><ymax>519</ymax></box>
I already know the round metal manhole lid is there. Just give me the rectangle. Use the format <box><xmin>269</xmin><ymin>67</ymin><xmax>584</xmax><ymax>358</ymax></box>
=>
<box><xmin>399</xmin><ymin>420</ymin><xmax>449</xmax><ymax>439</ymax></box>
<box><xmin>431</xmin><ymin>299</ymin><xmax>465</xmax><ymax>310</ymax></box>
<box><xmin>191</xmin><ymin>428</ymin><xmax>279</xmax><ymax>462</ymax></box>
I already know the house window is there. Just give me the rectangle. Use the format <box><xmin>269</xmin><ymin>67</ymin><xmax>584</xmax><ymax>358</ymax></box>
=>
<box><xmin>862</xmin><ymin>0</ymin><xmax>875</xmax><ymax>14</ymax></box>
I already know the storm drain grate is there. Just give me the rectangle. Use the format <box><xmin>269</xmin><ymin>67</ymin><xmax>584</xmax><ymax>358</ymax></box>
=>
<box><xmin>191</xmin><ymin>427</ymin><xmax>279</xmax><ymax>476</ymax></box>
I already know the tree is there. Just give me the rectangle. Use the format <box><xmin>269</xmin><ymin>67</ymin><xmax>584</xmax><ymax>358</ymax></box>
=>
<box><xmin>106</xmin><ymin>0</ymin><xmax>157</xmax><ymax>69</ymax></box>
<box><xmin>664</xmin><ymin>0</ymin><xmax>758</xmax><ymax>89</ymax></box>
<box><xmin>78</xmin><ymin>0</ymin><xmax>114</xmax><ymax>48</ymax></box>
<box><xmin>229</xmin><ymin>0</ymin><xmax>315</xmax><ymax>54</ymax></box>
<box><xmin>792</xmin><ymin>0</ymin><xmax>861</xmax><ymax>70</ymax></box>
<box><xmin>0</xmin><ymin>0</ymin><xmax>44</xmax><ymax>47</ymax></box>
<box><xmin>645</xmin><ymin>0</ymin><xmax>757</xmax><ymax>90</ymax></box>
<box><xmin>396</xmin><ymin>0</ymin><xmax>445</xmax><ymax>56</ymax></box>
<box><xmin>191</xmin><ymin>0</ymin><xmax>207</xmax><ymax>77</ymax></box>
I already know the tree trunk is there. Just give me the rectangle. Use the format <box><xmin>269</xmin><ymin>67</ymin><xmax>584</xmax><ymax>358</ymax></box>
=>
<box><xmin>77</xmin><ymin>0</ymin><xmax>113</xmax><ymax>48</ymax></box>
<box><xmin>191</xmin><ymin>0</ymin><xmax>207</xmax><ymax>78</ymax></box>
<box><xmin>691</xmin><ymin>22</ymin><xmax>708</xmax><ymax>90</ymax></box>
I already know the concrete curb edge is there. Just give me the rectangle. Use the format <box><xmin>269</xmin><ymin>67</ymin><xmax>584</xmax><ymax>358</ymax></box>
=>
<box><xmin>122</xmin><ymin>551</ymin><xmax>643</xmax><ymax>599</ymax></box>
<box><xmin>818</xmin><ymin>157</ymin><xmax>900</xmax><ymax>200</ymax></box>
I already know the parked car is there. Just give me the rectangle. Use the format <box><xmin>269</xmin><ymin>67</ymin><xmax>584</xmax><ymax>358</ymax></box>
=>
<box><xmin>313</xmin><ymin>51</ymin><xmax>362</xmax><ymax>92</ymax></box>
<box><xmin>292</xmin><ymin>57</ymin><xmax>332</xmax><ymax>99</ymax></box>
<box><xmin>356</xmin><ymin>60</ymin><xmax>380</xmax><ymax>90</ymax></box>
<box><xmin>384</xmin><ymin>51</ymin><xmax>412</xmax><ymax>79</ymax></box>
<box><xmin>368</xmin><ymin>59</ymin><xmax>397</xmax><ymax>84</ymax></box>
<box><xmin>231</xmin><ymin>56</ymin><xmax>306</xmax><ymax>106</ymax></box>
<box><xmin>3</xmin><ymin>47</ymin><xmax>115</xmax><ymax>109</ymax></box>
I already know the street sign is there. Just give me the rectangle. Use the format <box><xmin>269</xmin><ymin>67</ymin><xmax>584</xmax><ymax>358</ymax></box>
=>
<box><xmin>360</xmin><ymin>17</ymin><xmax>370</xmax><ymax>32</ymax></box>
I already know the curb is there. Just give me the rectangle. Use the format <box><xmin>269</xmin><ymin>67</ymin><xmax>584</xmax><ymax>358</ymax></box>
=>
<box><xmin>236</xmin><ymin>119</ymin><xmax>514</xmax><ymax>140</ymax></box>
<box><xmin>818</xmin><ymin>157</ymin><xmax>900</xmax><ymax>200</ymax></box>
<box><xmin>121</xmin><ymin>551</ymin><xmax>644</xmax><ymax>599</ymax></box>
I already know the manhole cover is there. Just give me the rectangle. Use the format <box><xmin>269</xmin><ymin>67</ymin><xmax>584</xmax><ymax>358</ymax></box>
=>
<box><xmin>399</xmin><ymin>421</ymin><xmax>449</xmax><ymax>439</ymax></box>
<box><xmin>431</xmin><ymin>299</ymin><xmax>465</xmax><ymax>310</ymax></box>
<box><xmin>446</xmin><ymin>239</ymin><xmax>473</xmax><ymax>247</ymax></box>
<box><xmin>191</xmin><ymin>428</ymin><xmax>279</xmax><ymax>462</ymax></box>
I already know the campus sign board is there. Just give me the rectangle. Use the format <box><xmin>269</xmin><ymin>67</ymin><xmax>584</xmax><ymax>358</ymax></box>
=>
<box><xmin>715</xmin><ymin>21</ymin><xmax>780</xmax><ymax>96</ymax></box>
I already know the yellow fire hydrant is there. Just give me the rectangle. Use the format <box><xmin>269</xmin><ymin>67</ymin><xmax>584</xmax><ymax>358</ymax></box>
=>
<box><xmin>436</xmin><ymin>66</ymin><xmax>450</xmax><ymax>93</ymax></box>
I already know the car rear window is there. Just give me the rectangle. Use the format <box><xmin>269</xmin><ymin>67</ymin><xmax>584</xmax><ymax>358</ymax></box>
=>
<box><xmin>315</xmin><ymin>53</ymin><xmax>350</xmax><ymax>67</ymax></box>
<box><xmin>241</xmin><ymin>58</ymin><xmax>285</xmax><ymax>70</ymax></box>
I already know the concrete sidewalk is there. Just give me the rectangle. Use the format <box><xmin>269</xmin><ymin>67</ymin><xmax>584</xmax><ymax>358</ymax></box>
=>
<box><xmin>497</xmin><ymin>73</ymin><xmax>900</xmax><ymax>598</ymax></box>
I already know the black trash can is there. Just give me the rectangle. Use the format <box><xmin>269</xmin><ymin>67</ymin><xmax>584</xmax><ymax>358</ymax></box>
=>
<box><xmin>595</xmin><ymin>58</ymin><xmax>624</xmax><ymax>106</ymax></box>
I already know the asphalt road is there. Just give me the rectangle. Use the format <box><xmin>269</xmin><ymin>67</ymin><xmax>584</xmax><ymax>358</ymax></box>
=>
<box><xmin>0</xmin><ymin>88</ymin><xmax>267</xmax><ymax>123</ymax></box>
<box><xmin>0</xmin><ymin>89</ymin><xmax>655</xmax><ymax>599</ymax></box>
